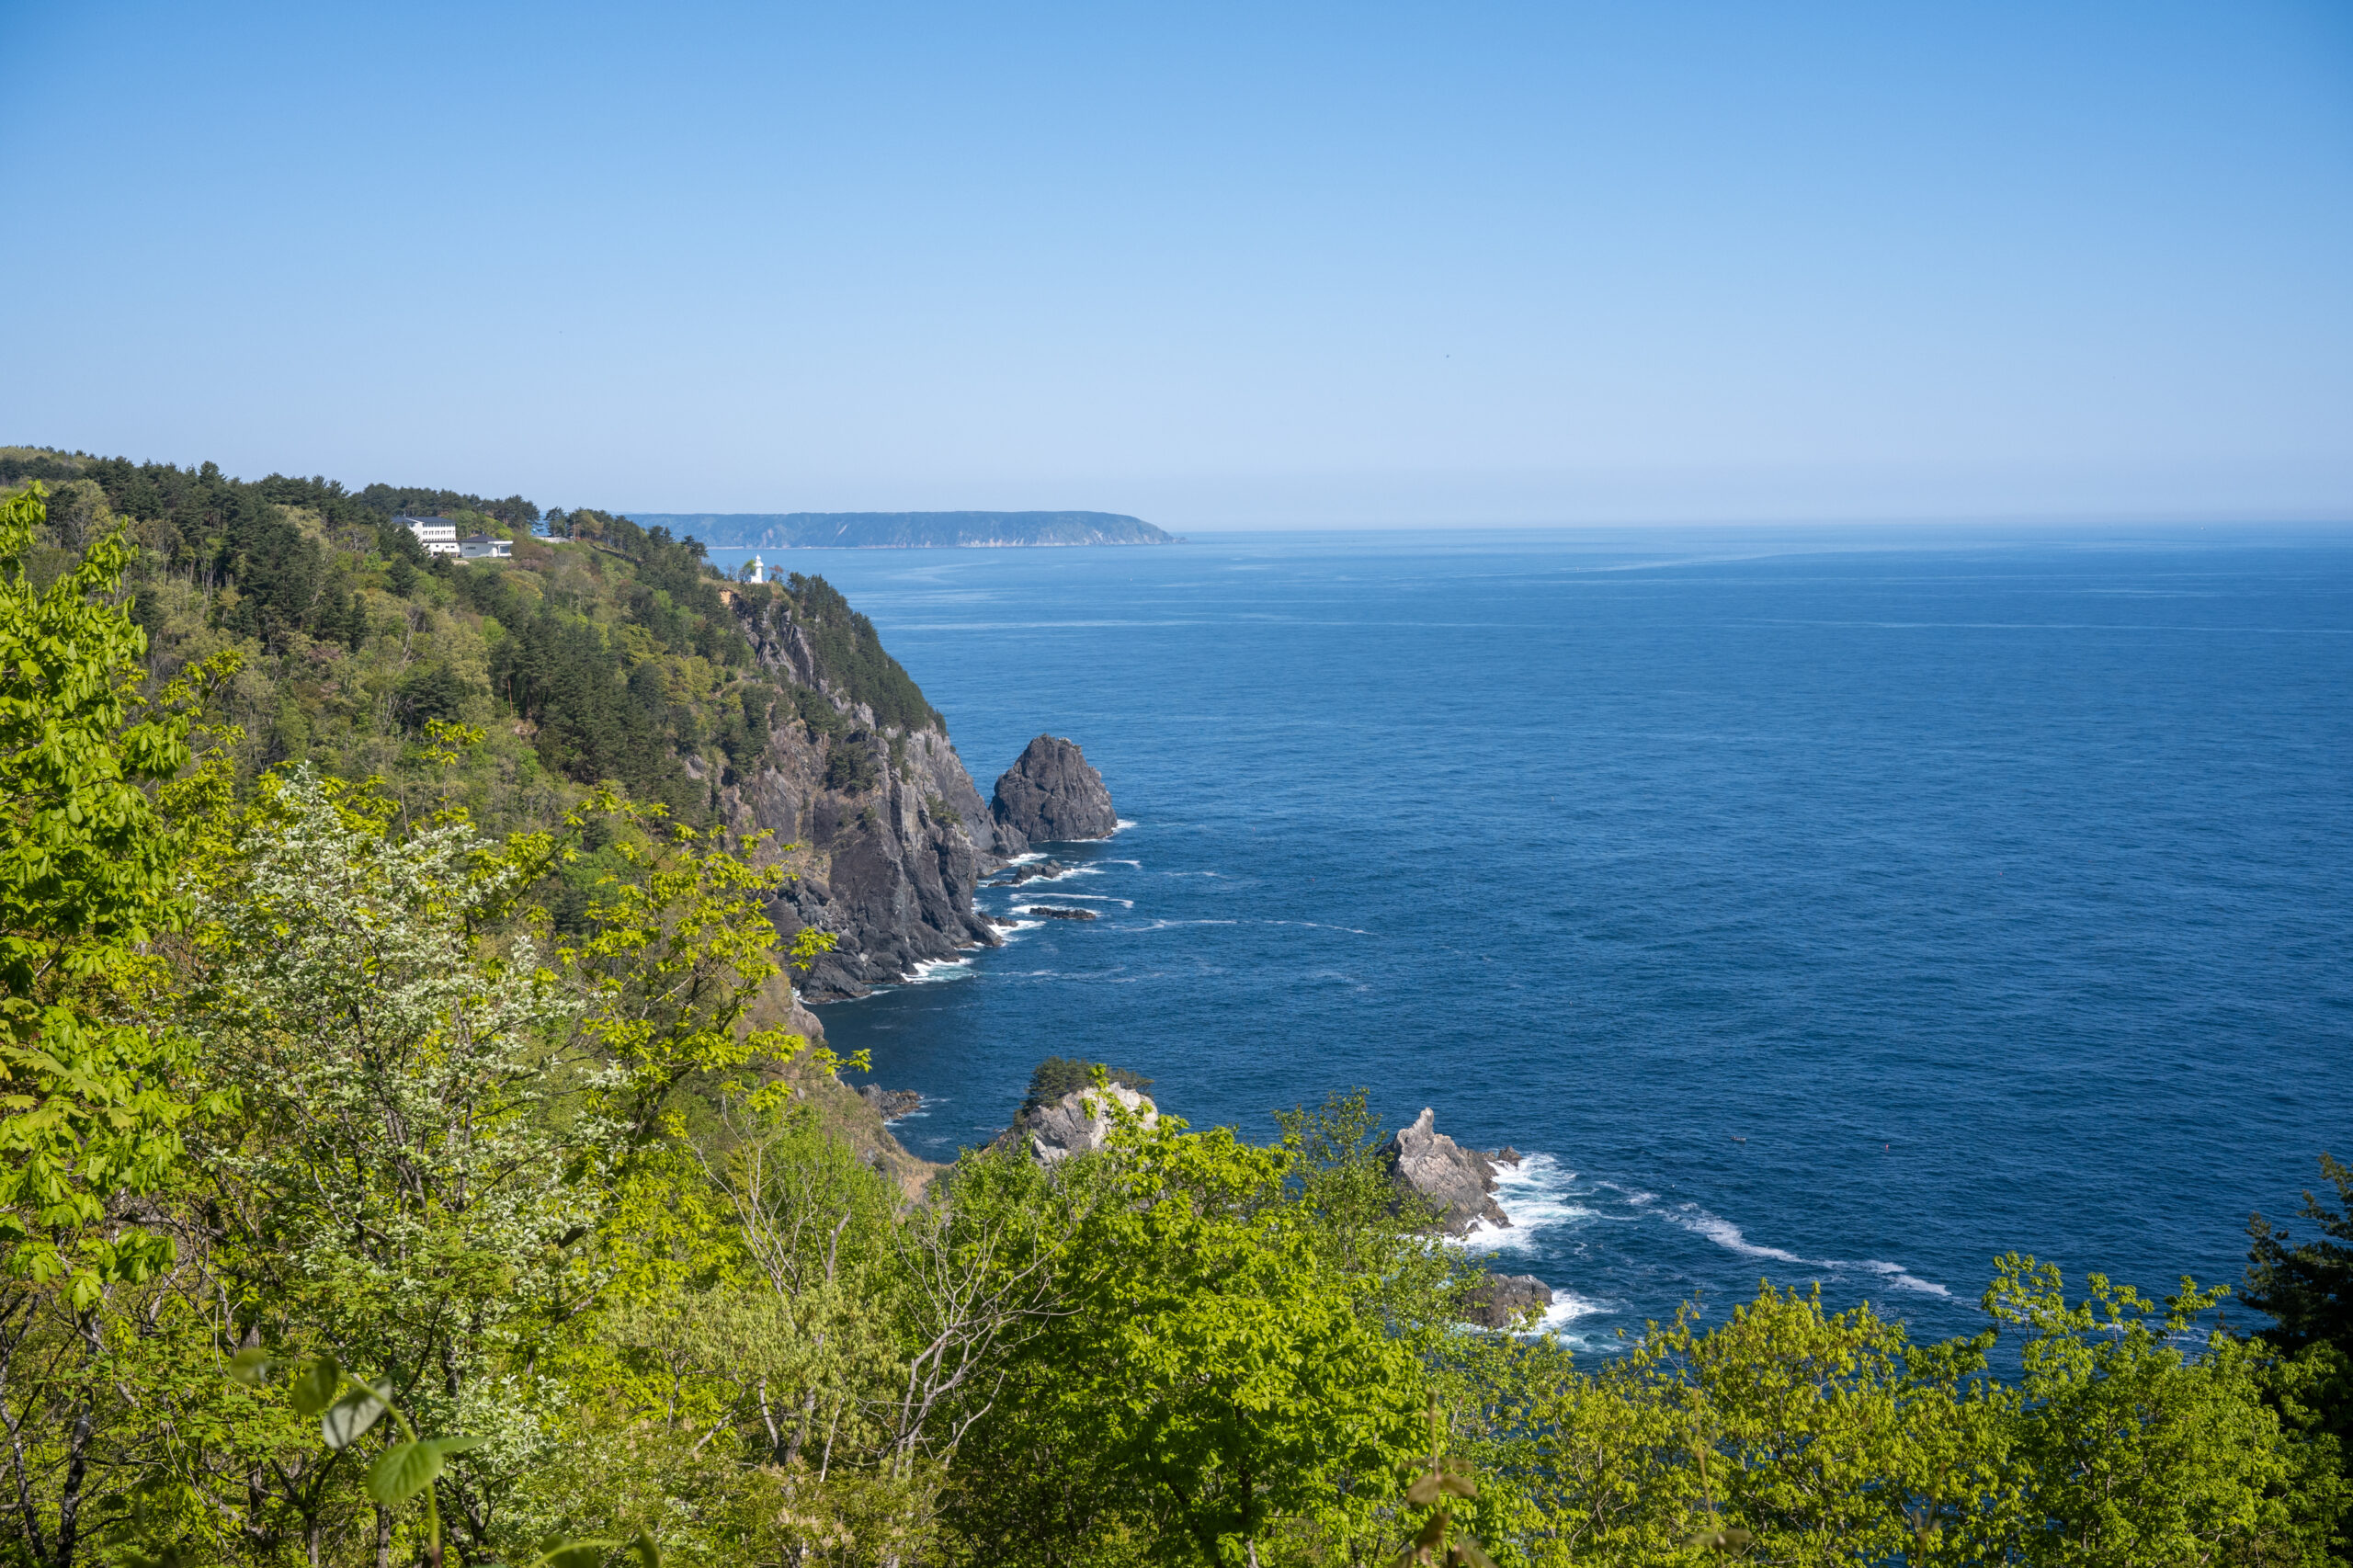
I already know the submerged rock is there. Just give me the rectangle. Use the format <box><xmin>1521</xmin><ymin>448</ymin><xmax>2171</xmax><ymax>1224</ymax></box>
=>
<box><xmin>992</xmin><ymin>736</ymin><xmax>1117</xmax><ymax>852</ymax></box>
<box><xmin>987</xmin><ymin>858</ymin><xmax>1073</xmax><ymax>886</ymax></box>
<box><xmin>1465</xmin><ymin>1272</ymin><xmax>1554</xmax><ymax>1329</ymax></box>
<box><xmin>1382</xmin><ymin>1108</ymin><xmax>1509</xmax><ymax>1237</ymax></box>
<box><xmin>1023</xmin><ymin>1084</ymin><xmax>1157</xmax><ymax>1165</ymax></box>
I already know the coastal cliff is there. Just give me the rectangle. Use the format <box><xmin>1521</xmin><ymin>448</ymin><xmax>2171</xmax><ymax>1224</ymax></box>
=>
<box><xmin>711</xmin><ymin>584</ymin><xmax>1003</xmax><ymax>1000</ymax></box>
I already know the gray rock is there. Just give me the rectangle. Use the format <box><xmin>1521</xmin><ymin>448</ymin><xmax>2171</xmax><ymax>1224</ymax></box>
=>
<box><xmin>987</xmin><ymin>858</ymin><xmax>1073</xmax><ymax>885</ymax></box>
<box><xmin>1024</xmin><ymin>1084</ymin><xmax>1157</xmax><ymax>1165</ymax></box>
<box><xmin>858</xmin><ymin>1085</ymin><xmax>923</xmax><ymax>1121</ymax></box>
<box><xmin>1382</xmin><ymin>1108</ymin><xmax>1509</xmax><ymax>1237</ymax></box>
<box><xmin>1027</xmin><ymin>905</ymin><xmax>1097</xmax><ymax>921</ymax></box>
<box><xmin>1464</xmin><ymin>1272</ymin><xmax>1554</xmax><ymax>1329</ymax></box>
<box><xmin>722</xmin><ymin>597</ymin><xmax>1002</xmax><ymax>1001</ymax></box>
<box><xmin>992</xmin><ymin>736</ymin><xmax>1117</xmax><ymax>853</ymax></box>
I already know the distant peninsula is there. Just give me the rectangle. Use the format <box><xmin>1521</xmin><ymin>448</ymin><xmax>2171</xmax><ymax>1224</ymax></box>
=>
<box><xmin>630</xmin><ymin>511</ymin><xmax>1175</xmax><ymax>549</ymax></box>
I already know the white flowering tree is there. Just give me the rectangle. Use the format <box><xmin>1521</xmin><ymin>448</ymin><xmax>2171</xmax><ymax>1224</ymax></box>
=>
<box><xmin>184</xmin><ymin>770</ymin><xmax>834</xmax><ymax>1563</ymax></box>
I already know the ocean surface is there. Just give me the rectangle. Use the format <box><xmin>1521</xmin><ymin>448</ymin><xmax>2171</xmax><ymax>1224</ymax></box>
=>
<box><xmin>700</xmin><ymin>527</ymin><xmax>2353</xmax><ymax>1349</ymax></box>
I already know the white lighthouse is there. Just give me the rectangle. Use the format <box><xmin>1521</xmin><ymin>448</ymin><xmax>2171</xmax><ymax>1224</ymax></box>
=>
<box><xmin>750</xmin><ymin>552</ymin><xmax>767</xmax><ymax>583</ymax></box>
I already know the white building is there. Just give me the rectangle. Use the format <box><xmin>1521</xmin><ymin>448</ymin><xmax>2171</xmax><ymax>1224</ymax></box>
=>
<box><xmin>459</xmin><ymin>533</ymin><xmax>513</xmax><ymax>561</ymax></box>
<box><xmin>750</xmin><ymin>552</ymin><xmax>767</xmax><ymax>582</ymax></box>
<box><xmin>397</xmin><ymin>516</ymin><xmax>460</xmax><ymax>557</ymax></box>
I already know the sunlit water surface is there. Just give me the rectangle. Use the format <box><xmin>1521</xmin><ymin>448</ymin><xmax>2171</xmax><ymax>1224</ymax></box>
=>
<box><xmin>698</xmin><ymin>527</ymin><xmax>2353</xmax><ymax>1348</ymax></box>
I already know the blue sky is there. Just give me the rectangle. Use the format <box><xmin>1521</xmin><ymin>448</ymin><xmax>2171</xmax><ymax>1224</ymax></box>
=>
<box><xmin>3</xmin><ymin>0</ymin><xmax>2348</xmax><ymax>525</ymax></box>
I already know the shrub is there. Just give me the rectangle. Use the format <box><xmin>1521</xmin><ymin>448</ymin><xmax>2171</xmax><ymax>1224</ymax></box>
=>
<box><xmin>1021</xmin><ymin>1056</ymin><xmax>1153</xmax><ymax>1115</ymax></box>
<box><xmin>825</xmin><ymin>736</ymin><xmax>880</xmax><ymax>794</ymax></box>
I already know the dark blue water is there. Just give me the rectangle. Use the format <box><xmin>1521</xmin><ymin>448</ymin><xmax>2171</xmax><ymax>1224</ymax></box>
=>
<box><xmin>707</xmin><ymin>528</ymin><xmax>2353</xmax><ymax>1348</ymax></box>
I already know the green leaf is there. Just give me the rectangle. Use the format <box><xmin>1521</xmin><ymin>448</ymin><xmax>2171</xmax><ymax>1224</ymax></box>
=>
<box><xmin>1438</xmin><ymin>1471</ymin><xmax>1477</xmax><ymax>1499</ymax></box>
<box><xmin>630</xmin><ymin>1530</ymin><xmax>660</xmax><ymax>1568</ymax></box>
<box><xmin>323</xmin><ymin>1382</ymin><xmax>389</xmax><ymax>1450</ymax></box>
<box><xmin>227</xmin><ymin>1346</ymin><xmax>275</xmax><ymax>1386</ymax></box>
<box><xmin>1688</xmin><ymin>1523</ymin><xmax>1754</xmax><ymax>1552</ymax></box>
<box><xmin>289</xmin><ymin>1355</ymin><xmax>342</xmax><ymax>1416</ymax></box>
<box><xmin>537</xmin><ymin>1544</ymin><xmax>610</xmax><ymax>1568</ymax></box>
<box><xmin>368</xmin><ymin>1440</ymin><xmax>442</xmax><ymax>1506</ymax></box>
<box><xmin>1453</xmin><ymin>1541</ymin><xmax>1499</xmax><ymax>1568</ymax></box>
<box><xmin>1404</xmin><ymin>1472</ymin><xmax>1442</xmax><ymax>1506</ymax></box>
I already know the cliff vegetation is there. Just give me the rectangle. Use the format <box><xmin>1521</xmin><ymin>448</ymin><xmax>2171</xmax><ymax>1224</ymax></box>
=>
<box><xmin>0</xmin><ymin>448</ymin><xmax>995</xmax><ymax>996</ymax></box>
<box><xmin>2</xmin><ymin>477</ymin><xmax>2348</xmax><ymax>1568</ymax></box>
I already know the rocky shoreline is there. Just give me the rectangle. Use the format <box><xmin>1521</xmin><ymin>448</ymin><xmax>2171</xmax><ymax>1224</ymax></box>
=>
<box><xmin>839</xmin><ymin>1077</ymin><xmax>1566</xmax><ymax>1333</ymax></box>
<box><xmin>719</xmin><ymin>593</ymin><xmax>1121</xmax><ymax>1000</ymax></box>
<box><xmin>1380</xmin><ymin>1106</ymin><xmax>1557</xmax><ymax>1329</ymax></box>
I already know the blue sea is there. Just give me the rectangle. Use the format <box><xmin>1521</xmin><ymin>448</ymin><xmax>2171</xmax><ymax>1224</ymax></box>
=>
<box><xmin>703</xmin><ymin>527</ymin><xmax>2353</xmax><ymax>1349</ymax></box>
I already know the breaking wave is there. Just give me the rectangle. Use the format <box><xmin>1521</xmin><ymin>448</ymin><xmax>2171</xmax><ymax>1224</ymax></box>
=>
<box><xmin>1643</xmin><ymin>1198</ymin><xmax>1951</xmax><ymax>1297</ymax></box>
<box><xmin>904</xmin><ymin>956</ymin><xmax>976</xmax><ymax>984</ymax></box>
<box><xmin>1460</xmin><ymin>1153</ymin><xmax>1589</xmax><ymax>1254</ymax></box>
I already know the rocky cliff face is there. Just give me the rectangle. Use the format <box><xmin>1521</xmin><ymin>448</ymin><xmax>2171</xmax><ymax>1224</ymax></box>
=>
<box><xmin>710</xmin><ymin>593</ymin><xmax>1003</xmax><ymax>1000</ymax></box>
<box><xmin>992</xmin><ymin>734</ymin><xmax>1119</xmax><ymax>853</ymax></box>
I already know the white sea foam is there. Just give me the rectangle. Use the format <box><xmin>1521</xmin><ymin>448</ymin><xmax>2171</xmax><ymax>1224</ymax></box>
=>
<box><xmin>1114</xmin><ymin>819</ymin><xmax>1138</xmax><ymax>831</ymax></box>
<box><xmin>1839</xmin><ymin>1259</ymin><xmax>1954</xmax><ymax>1298</ymax></box>
<box><xmin>1654</xmin><ymin>1201</ymin><xmax>1954</xmax><ymax>1298</ymax></box>
<box><xmin>1668</xmin><ymin>1205</ymin><xmax>1806</xmax><ymax>1264</ymax></box>
<box><xmin>904</xmin><ymin>956</ymin><xmax>975</xmax><ymax>984</ymax></box>
<box><xmin>994</xmin><ymin>918</ymin><xmax>1045</xmax><ymax>942</ymax></box>
<box><xmin>1459</xmin><ymin>1153</ymin><xmax>1589</xmax><ymax>1254</ymax></box>
<box><xmin>1539</xmin><ymin>1290</ymin><xmax>1612</xmax><ymax>1332</ymax></box>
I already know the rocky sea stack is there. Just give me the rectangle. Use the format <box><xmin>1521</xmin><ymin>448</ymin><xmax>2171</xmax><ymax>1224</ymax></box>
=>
<box><xmin>1382</xmin><ymin>1108</ymin><xmax>1509</xmax><ymax>1237</ymax></box>
<box><xmin>1019</xmin><ymin>1084</ymin><xmax>1158</xmax><ymax>1165</ymax></box>
<box><xmin>992</xmin><ymin>735</ymin><xmax>1118</xmax><ymax>853</ymax></box>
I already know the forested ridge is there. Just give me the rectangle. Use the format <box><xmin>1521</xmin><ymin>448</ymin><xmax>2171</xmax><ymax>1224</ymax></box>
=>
<box><xmin>0</xmin><ymin>447</ymin><xmax>938</xmax><ymax>841</ymax></box>
<box><xmin>3</xmin><ymin>470</ymin><xmax>2352</xmax><ymax>1567</ymax></box>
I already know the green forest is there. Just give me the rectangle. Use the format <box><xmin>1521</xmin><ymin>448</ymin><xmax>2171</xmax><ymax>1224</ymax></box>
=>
<box><xmin>0</xmin><ymin>449</ymin><xmax>934</xmax><ymax>842</ymax></box>
<box><xmin>4</xmin><ymin>469</ymin><xmax>2352</xmax><ymax>1567</ymax></box>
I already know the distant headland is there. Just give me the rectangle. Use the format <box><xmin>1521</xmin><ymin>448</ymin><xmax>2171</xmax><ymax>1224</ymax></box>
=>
<box><xmin>631</xmin><ymin>511</ymin><xmax>1176</xmax><ymax>549</ymax></box>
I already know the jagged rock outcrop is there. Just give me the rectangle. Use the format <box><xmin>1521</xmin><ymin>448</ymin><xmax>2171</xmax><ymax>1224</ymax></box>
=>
<box><xmin>1383</xmin><ymin>1108</ymin><xmax>1509</xmax><ymax>1237</ymax></box>
<box><xmin>1464</xmin><ymin>1273</ymin><xmax>1554</xmax><ymax>1329</ymax></box>
<box><xmin>1020</xmin><ymin>1084</ymin><xmax>1157</xmax><ymax>1165</ymax></box>
<box><xmin>713</xmin><ymin>592</ymin><xmax>1002</xmax><ymax>1000</ymax></box>
<box><xmin>991</xmin><ymin>735</ymin><xmax>1117</xmax><ymax>854</ymax></box>
<box><xmin>858</xmin><ymin>1085</ymin><xmax>923</xmax><ymax>1121</ymax></box>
